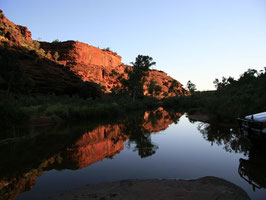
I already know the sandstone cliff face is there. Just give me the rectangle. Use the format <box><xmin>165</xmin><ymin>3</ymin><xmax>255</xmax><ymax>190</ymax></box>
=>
<box><xmin>40</xmin><ymin>41</ymin><xmax>186</xmax><ymax>98</ymax></box>
<box><xmin>40</xmin><ymin>41</ymin><xmax>126</xmax><ymax>92</ymax></box>
<box><xmin>0</xmin><ymin>9</ymin><xmax>186</xmax><ymax>98</ymax></box>
<box><xmin>0</xmin><ymin>10</ymin><xmax>102</xmax><ymax>97</ymax></box>
<box><xmin>0</xmin><ymin>10</ymin><xmax>32</xmax><ymax>47</ymax></box>
<box><xmin>40</xmin><ymin>41</ymin><xmax>122</xmax><ymax>69</ymax></box>
<box><xmin>144</xmin><ymin>70</ymin><xmax>185</xmax><ymax>97</ymax></box>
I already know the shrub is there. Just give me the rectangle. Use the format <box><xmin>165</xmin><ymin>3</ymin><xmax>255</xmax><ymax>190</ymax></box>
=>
<box><xmin>52</xmin><ymin>39</ymin><xmax>60</xmax><ymax>43</ymax></box>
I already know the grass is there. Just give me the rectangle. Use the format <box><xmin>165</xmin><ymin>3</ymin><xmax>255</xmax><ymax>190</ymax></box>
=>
<box><xmin>0</xmin><ymin>93</ymin><xmax>160</xmax><ymax>129</ymax></box>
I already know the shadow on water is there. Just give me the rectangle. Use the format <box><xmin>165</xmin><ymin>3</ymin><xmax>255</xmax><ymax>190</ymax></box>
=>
<box><xmin>196</xmin><ymin>121</ymin><xmax>266</xmax><ymax>192</ymax></box>
<box><xmin>0</xmin><ymin>108</ymin><xmax>182</xmax><ymax>200</ymax></box>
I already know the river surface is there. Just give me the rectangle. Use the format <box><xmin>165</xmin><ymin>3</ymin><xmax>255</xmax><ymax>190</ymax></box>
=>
<box><xmin>0</xmin><ymin>108</ymin><xmax>265</xmax><ymax>200</ymax></box>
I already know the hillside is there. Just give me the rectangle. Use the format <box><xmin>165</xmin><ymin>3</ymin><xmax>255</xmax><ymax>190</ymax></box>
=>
<box><xmin>0</xmin><ymin>9</ymin><xmax>186</xmax><ymax>98</ymax></box>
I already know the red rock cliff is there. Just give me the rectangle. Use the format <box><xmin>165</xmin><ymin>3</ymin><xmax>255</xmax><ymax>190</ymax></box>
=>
<box><xmin>0</xmin><ymin>9</ymin><xmax>32</xmax><ymax>46</ymax></box>
<box><xmin>0</xmin><ymin>9</ymin><xmax>187</xmax><ymax>98</ymax></box>
<box><xmin>40</xmin><ymin>41</ymin><xmax>122</xmax><ymax>68</ymax></box>
<box><xmin>40</xmin><ymin>41</ymin><xmax>126</xmax><ymax>92</ymax></box>
<box><xmin>40</xmin><ymin>41</ymin><xmax>187</xmax><ymax>98</ymax></box>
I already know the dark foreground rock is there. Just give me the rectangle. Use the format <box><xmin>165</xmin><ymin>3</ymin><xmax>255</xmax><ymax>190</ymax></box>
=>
<box><xmin>50</xmin><ymin>176</ymin><xmax>250</xmax><ymax>200</ymax></box>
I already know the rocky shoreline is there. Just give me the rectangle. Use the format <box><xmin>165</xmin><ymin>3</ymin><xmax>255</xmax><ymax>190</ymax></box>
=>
<box><xmin>50</xmin><ymin>176</ymin><xmax>250</xmax><ymax>200</ymax></box>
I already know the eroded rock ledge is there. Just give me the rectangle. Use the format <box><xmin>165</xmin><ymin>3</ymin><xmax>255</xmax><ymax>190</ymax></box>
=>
<box><xmin>50</xmin><ymin>176</ymin><xmax>250</xmax><ymax>200</ymax></box>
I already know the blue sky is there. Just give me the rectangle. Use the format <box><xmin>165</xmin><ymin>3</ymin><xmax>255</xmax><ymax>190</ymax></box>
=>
<box><xmin>1</xmin><ymin>0</ymin><xmax>265</xmax><ymax>90</ymax></box>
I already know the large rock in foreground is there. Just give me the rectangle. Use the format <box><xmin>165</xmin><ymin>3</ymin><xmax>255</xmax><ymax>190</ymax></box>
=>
<box><xmin>50</xmin><ymin>177</ymin><xmax>250</xmax><ymax>200</ymax></box>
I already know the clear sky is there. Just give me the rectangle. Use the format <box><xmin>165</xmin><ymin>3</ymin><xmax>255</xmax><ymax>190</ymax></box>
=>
<box><xmin>1</xmin><ymin>0</ymin><xmax>265</xmax><ymax>90</ymax></box>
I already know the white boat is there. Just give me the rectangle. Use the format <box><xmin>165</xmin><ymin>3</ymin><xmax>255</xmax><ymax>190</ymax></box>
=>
<box><xmin>238</xmin><ymin>112</ymin><xmax>266</xmax><ymax>134</ymax></box>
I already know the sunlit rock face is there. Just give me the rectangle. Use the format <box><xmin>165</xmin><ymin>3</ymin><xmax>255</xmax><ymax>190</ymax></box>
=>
<box><xmin>0</xmin><ymin>9</ymin><xmax>32</xmax><ymax>46</ymax></box>
<box><xmin>65</xmin><ymin>125</ymin><xmax>127</xmax><ymax>169</ymax></box>
<box><xmin>0</xmin><ymin>9</ymin><xmax>186</xmax><ymax>98</ymax></box>
<box><xmin>40</xmin><ymin>41</ymin><xmax>126</xmax><ymax>92</ymax></box>
<box><xmin>40</xmin><ymin>41</ymin><xmax>186</xmax><ymax>98</ymax></box>
<box><xmin>144</xmin><ymin>70</ymin><xmax>185</xmax><ymax>98</ymax></box>
<box><xmin>0</xmin><ymin>10</ymin><xmax>89</xmax><ymax>96</ymax></box>
<box><xmin>41</xmin><ymin>41</ymin><xmax>122</xmax><ymax>68</ymax></box>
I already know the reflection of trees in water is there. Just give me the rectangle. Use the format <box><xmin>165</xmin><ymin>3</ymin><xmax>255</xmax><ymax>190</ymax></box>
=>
<box><xmin>148</xmin><ymin>109</ymin><xmax>163</xmax><ymax>127</ymax></box>
<box><xmin>197</xmin><ymin>123</ymin><xmax>250</xmax><ymax>155</ymax></box>
<box><xmin>0</xmin><ymin>108</ymin><xmax>182</xmax><ymax>199</ymax></box>
<box><xmin>122</xmin><ymin>112</ymin><xmax>159</xmax><ymax>158</ymax></box>
<box><xmin>126</xmin><ymin>133</ymin><xmax>158</xmax><ymax>158</ymax></box>
<box><xmin>167</xmin><ymin>110</ymin><xmax>182</xmax><ymax>124</ymax></box>
<box><xmin>197</xmin><ymin>121</ymin><xmax>266</xmax><ymax>191</ymax></box>
<box><xmin>187</xmin><ymin>117</ymin><xmax>197</xmax><ymax>124</ymax></box>
<box><xmin>123</xmin><ymin>108</ymin><xmax>182</xmax><ymax>158</ymax></box>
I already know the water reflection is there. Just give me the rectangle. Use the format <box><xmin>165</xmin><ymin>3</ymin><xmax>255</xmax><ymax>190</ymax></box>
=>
<box><xmin>0</xmin><ymin>108</ymin><xmax>182</xmax><ymax>200</ymax></box>
<box><xmin>195</xmin><ymin>121</ymin><xmax>266</xmax><ymax>192</ymax></box>
<box><xmin>238</xmin><ymin>144</ymin><xmax>266</xmax><ymax>191</ymax></box>
<box><xmin>197</xmin><ymin>123</ymin><xmax>251</xmax><ymax>155</ymax></box>
<box><xmin>123</xmin><ymin>108</ymin><xmax>182</xmax><ymax>158</ymax></box>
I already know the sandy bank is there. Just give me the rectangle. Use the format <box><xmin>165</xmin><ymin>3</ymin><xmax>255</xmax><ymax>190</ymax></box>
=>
<box><xmin>50</xmin><ymin>176</ymin><xmax>250</xmax><ymax>200</ymax></box>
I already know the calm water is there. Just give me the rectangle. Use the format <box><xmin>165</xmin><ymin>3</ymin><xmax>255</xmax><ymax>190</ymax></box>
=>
<box><xmin>0</xmin><ymin>108</ymin><xmax>265</xmax><ymax>200</ymax></box>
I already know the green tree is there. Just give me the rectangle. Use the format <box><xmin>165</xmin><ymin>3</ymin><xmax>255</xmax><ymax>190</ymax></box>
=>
<box><xmin>168</xmin><ymin>80</ymin><xmax>178</xmax><ymax>93</ymax></box>
<box><xmin>122</xmin><ymin>112</ymin><xmax>159</xmax><ymax>158</ymax></box>
<box><xmin>148</xmin><ymin>79</ymin><xmax>162</xmax><ymax>96</ymax></box>
<box><xmin>52</xmin><ymin>39</ymin><xmax>60</xmax><ymax>43</ymax></box>
<box><xmin>186</xmin><ymin>80</ymin><xmax>196</xmax><ymax>94</ymax></box>
<box><xmin>122</xmin><ymin>55</ymin><xmax>156</xmax><ymax>101</ymax></box>
<box><xmin>213</xmin><ymin>76</ymin><xmax>236</xmax><ymax>90</ymax></box>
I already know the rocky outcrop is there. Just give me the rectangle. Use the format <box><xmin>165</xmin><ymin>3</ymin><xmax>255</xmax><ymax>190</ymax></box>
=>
<box><xmin>50</xmin><ymin>177</ymin><xmax>250</xmax><ymax>200</ymax></box>
<box><xmin>0</xmin><ymin>10</ymin><xmax>32</xmax><ymax>47</ymax></box>
<box><xmin>40</xmin><ymin>41</ymin><xmax>122</xmax><ymax>69</ymax></box>
<box><xmin>40</xmin><ymin>41</ymin><xmax>126</xmax><ymax>92</ymax></box>
<box><xmin>0</xmin><ymin>10</ymin><xmax>102</xmax><ymax>97</ymax></box>
<box><xmin>40</xmin><ymin>40</ymin><xmax>186</xmax><ymax>98</ymax></box>
<box><xmin>0</xmin><ymin>9</ymin><xmax>186</xmax><ymax>98</ymax></box>
<box><xmin>144</xmin><ymin>70</ymin><xmax>185</xmax><ymax>97</ymax></box>
<box><xmin>0</xmin><ymin>45</ymin><xmax>89</xmax><ymax>95</ymax></box>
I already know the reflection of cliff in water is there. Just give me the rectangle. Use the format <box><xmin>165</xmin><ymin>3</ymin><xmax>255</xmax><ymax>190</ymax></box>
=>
<box><xmin>124</xmin><ymin>108</ymin><xmax>182</xmax><ymax>158</ymax></box>
<box><xmin>61</xmin><ymin>124</ymin><xmax>127</xmax><ymax>170</ymax></box>
<box><xmin>196</xmin><ymin>122</ymin><xmax>266</xmax><ymax>191</ymax></box>
<box><xmin>0</xmin><ymin>108</ymin><xmax>182</xmax><ymax>200</ymax></box>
